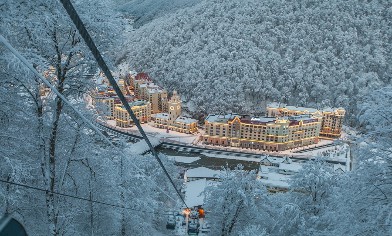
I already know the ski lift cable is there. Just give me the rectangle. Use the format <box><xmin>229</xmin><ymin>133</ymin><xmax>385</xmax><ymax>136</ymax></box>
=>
<box><xmin>0</xmin><ymin>179</ymin><xmax>155</xmax><ymax>214</ymax></box>
<box><xmin>58</xmin><ymin>0</ymin><xmax>188</xmax><ymax>208</ymax></box>
<box><xmin>0</xmin><ymin>34</ymin><xmax>178</xmax><ymax>205</ymax></box>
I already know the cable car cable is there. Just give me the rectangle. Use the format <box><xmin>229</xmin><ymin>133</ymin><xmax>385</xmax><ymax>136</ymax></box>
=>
<box><xmin>58</xmin><ymin>0</ymin><xmax>188</xmax><ymax>208</ymax></box>
<box><xmin>0</xmin><ymin>179</ymin><xmax>155</xmax><ymax>214</ymax></box>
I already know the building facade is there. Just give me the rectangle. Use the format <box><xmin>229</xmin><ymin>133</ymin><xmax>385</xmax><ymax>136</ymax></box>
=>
<box><xmin>319</xmin><ymin>108</ymin><xmax>346</xmax><ymax>138</ymax></box>
<box><xmin>201</xmin><ymin>114</ymin><xmax>321</xmax><ymax>151</ymax></box>
<box><xmin>114</xmin><ymin>100</ymin><xmax>151</xmax><ymax>128</ymax></box>
<box><xmin>267</xmin><ymin>103</ymin><xmax>345</xmax><ymax>139</ymax></box>
<box><xmin>133</xmin><ymin>73</ymin><xmax>168</xmax><ymax>114</ymax></box>
<box><xmin>151</xmin><ymin>91</ymin><xmax>198</xmax><ymax>134</ymax></box>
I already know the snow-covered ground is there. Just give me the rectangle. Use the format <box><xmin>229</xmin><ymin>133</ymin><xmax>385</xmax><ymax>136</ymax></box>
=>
<box><xmin>124</xmin><ymin>137</ymin><xmax>161</xmax><ymax>155</ymax></box>
<box><xmin>105</xmin><ymin>120</ymin><xmax>200</xmax><ymax>144</ymax></box>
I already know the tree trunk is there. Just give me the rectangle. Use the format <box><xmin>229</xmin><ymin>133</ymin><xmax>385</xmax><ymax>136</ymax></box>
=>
<box><xmin>46</xmin><ymin>33</ymin><xmax>65</xmax><ymax>234</ymax></box>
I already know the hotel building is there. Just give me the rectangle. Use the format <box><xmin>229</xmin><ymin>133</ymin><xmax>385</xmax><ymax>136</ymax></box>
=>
<box><xmin>133</xmin><ymin>73</ymin><xmax>168</xmax><ymax>114</ymax></box>
<box><xmin>267</xmin><ymin>103</ymin><xmax>345</xmax><ymax>139</ymax></box>
<box><xmin>201</xmin><ymin>114</ymin><xmax>322</xmax><ymax>151</ymax></box>
<box><xmin>114</xmin><ymin>100</ymin><xmax>152</xmax><ymax>128</ymax></box>
<box><xmin>151</xmin><ymin>91</ymin><xmax>198</xmax><ymax>134</ymax></box>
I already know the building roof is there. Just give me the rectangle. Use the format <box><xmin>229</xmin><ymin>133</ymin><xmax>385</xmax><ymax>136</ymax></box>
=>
<box><xmin>267</xmin><ymin>102</ymin><xmax>284</xmax><ymax>108</ymax></box>
<box><xmin>129</xmin><ymin>100</ymin><xmax>149</xmax><ymax>107</ymax></box>
<box><xmin>186</xmin><ymin>167</ymin><xmax>220</xmax><ymax>179</ymax></box>
<box><xmin>285</xmin><ymin>106</ymin><xmax>319</xmax><ymax>113</ymax></box>
<box><xmin>282</xmin><ymin>156</ymin><xmax>292</xmax><ymax>164</ymax></box>
<box><xmin>267</xmin><ymin>103</ymin><xmax>320</xmax><ymax>114</ymax></box>
<box><xmin>260</xmin><ymin>156</ymin><xmax>283</xmax><ymax>164</ymax></box>
<box><xmin>175</xmin><ymin>116</ymin><xmax>198</xmax><ymax>124</ymax></box>
<box><xmin>206</xmin><ymin>113</ymin><xmax>320</xmax><ymax>126</ymax></box>
<box><xmin>148</xmin><ymin>87</ymin><xmax>166</xmax><ymax>94</ymax></box>
<box><xmin>205</xmin><ymin>114</ymin><xmax>240</xmax><ymax>123</ymax></box>
<box><xmin>279</xmin><ymin>163</ymin><xmax>302</xmax><ymax>172</ymax></box>
<box><xmin>333</xmin><ymin>164</ymin><xmax>346</xmax><ymax>172</ymax></box>
<box><xmin>241</xmin><ymin>117</ymin><xmax>276</xmax><ymax>125</ymax></box>
<box><xmin>153</xmin><ymin>113</ymin><xmax>169</xmax><ymax>119</ymax></box>
<box><xmin>135</xmin><ymin>72</ymin><xmax>152</xmax><ymax>81</ymax></box>
<box><xmin>258</xmin><ymin>171</ymin><xmax>291</xmax><ymax>188</ymax></box>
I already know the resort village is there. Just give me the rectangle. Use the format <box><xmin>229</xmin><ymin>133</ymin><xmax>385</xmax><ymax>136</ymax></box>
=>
<box><xmin>93</xmin><ymin>71</ymin><xmax>346</xmax><ymax>152</ymax></box>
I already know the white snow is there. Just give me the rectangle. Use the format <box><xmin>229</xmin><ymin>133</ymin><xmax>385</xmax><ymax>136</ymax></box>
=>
<box><xmin>175</xmin><ymin>116</ymin><xmax>198</xmax><ymax>124</ymax></box>
<box><xmin>184</xmin><ymin>179</ymin><xmax>209</xmax><ymax>207</ymax></box>
<box><xmin>125</xmin><ymin>137</ymin><xmax>161</xmax><ymax>155</ymax></box>
<box><xmin>258</xmin><ymin>169</ymin><xmax>291</xmax><ymax>189</ymax></box>
<box><xmin>185</xmin><ymin>167</ymin><xmax>220</xmax><ymax>179</ymax></box>
<box><xmin>105</xmin><ymin>120</ymin><xmax>200</xmax><ymax>144</ymax></box>
<box><xmin>153</xmin><ymin>113</ymin><xmax>170</xmax><ymax>119</ymax></box>
<box><xmin>171</xmin><ymin>156</ymin><xmax>200</xmax><ymax>164</ymax></box>
<box><xmin>279</xmin><ymin>163</ymin><xmax>302</xmax><ymax>172</ymax></box>
<box><xmin>201</xmin><ymin>152</ymin><xmax>262</xmax><ymax>162</ymax></box>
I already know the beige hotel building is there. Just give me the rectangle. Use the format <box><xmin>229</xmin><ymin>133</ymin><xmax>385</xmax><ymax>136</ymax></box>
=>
<box><xmin>152</xmin><ymin>91</ymin><xmax>198</xmax><ymax>134</ymax></box>
<box><xmin>267</xmin><ymin>103</ymin><xmax>345</xmax><ymax>138</ymax></box>
<box><xmin>114</xmin><ymin>100</ymin><xmax>152</xmax><ymax>128</ymax></box>
<box><xmin>201</xmin><ymin>114</ymin><xmax>322</xmax><ymax>151</ymax></box>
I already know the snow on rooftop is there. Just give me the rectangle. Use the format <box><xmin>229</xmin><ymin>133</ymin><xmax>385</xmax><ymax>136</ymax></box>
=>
<box><xmin>250</xmin><ymin>117</ymin><xmax>276</xmax><ymax>122</ymax></box>
<box><xmin>267</xmin><ymin>102</ymin><xmax>284</xmax><ymax>108</ymax></box>
<box><xmin>279</xmin><ymin>163</ymin><xmax>302</xmax><ymax>172</ymax></box>
<box><xmin>147</xmin><ymin>88</ymin><xmax>164</xmax><ymax>94</ymax></box>
<box><xmin>205</xmin><ymin>114</ymin><xmax>239</xmax><ymax>123</ymax></box>
<box><xmin>176</xmin><ymin>116</ymin><xmax>197</xmax><ymax>124</ymax></box>
<box><xmin>129</xmin><ymin>100</ymin><xmax>149</xmax><ymax>107</ymax></box>
<box><xmin>285</xmin><ymin>105</ymin><xmax>319</xmax><ymax>113</ymax></box>
<box><xmin>153</xmin><ymin>113</ymin><xmax>169</xmax><ymax>119</ymax></box>
<box><xmin>260</xmin><ymin>156</ymin><xmax>283</xmax><ymax>164</ymax></box>
<box><xmin>186</xmin><ymin>167</ymin><xmax>220</xmax><ymax>179</ymax></box>
<box><xmin>333</xmin><ymin>164</ymin><xmax>346</xmax><ymax>172</ymax></box>
<box><xmin>259</xmin><ymin>166</ymin><xmax>269</xmax><ymax>174</ymax></box>
<box><xmin>258</xmin><ymin>171</ymin><xmax>291</xmax><ymax>188</ymax></box>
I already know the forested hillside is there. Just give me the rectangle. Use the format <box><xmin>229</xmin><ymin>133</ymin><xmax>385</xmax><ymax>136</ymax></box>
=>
<box><xmin>1</xmin><ymin>0</ymin><xmax>391</xmax><ymax>235</ymax></box>
<box><xmin>116</xmin><ymin>0</ymin><xmax>202</xmax><ymax>28</ymax></box>
<box><xmin>124</xmin><ymin>0</ymin><xmax>391</xmax><ymax>123</ymax></box>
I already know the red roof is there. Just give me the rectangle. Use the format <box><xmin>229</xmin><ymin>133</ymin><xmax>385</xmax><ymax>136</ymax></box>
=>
<box><xmin>135</xmin><ymin>72</ymin><xmax>152</xmax><ymax>82</ymax></box>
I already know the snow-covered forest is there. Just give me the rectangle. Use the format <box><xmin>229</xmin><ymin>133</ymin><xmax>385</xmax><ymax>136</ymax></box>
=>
<box><xmin>1</xmin><ymin>0</ymin><xmax>391</xmax><ymax>235</ymax></box>
<box><xmin>123</xmin><ymin>0</ymin><xmax>391</xmax><ymax>124</ymax></box>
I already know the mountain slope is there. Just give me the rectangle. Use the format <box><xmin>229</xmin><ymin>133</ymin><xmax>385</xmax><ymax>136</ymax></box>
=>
<box><xmin>124</xmin><ymin>0</ymin><xmax>391</xmax><ymax>121</ymax></box>
<box><xmin>117</xmin><ymin>0</ymin><xmax>202</xmax><ymax>28</ymax></box>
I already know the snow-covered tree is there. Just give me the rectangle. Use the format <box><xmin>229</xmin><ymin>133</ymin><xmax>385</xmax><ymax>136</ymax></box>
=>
<box><xmin>204</xmin><ymin>165</ymin><xmax>265</xmax><ymax>235</ymax></box>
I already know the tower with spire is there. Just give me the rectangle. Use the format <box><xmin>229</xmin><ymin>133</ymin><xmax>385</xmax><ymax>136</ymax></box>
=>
<box><xmin>168</xmin><ymin>90</ymin><xmax>181</xmax><ymax>123</ymax></box>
